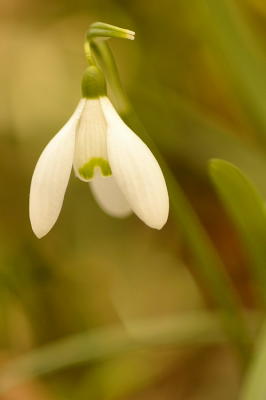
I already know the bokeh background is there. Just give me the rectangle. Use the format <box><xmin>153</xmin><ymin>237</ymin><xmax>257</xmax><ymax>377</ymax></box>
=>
<box><xmin>1</xmin><ymin>0</ymin><xmax>266</xmax><ymax>399</ymax></box>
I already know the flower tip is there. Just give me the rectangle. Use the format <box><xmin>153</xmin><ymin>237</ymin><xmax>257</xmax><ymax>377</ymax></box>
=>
<box><xmin>155</xmin><ymin>221</ymin><xmax>168</xmax><ymax>230</ymax></box>
<box><xmin>31</xmin><ymin>223</ymin><xmax>49</xmax><ymax>239</ymax></box>
<box><xmin>35</xmin><ymin>232</ymin><xmax>45</xmax><ymax>240</ymax></box>
<box><xmin>126</xmin><ymin>30</ymin><xmax>135</xmax><ymax>40</ymax></box>
<box><xmin>139</xmin><ymin>200</ymin><xmax>169</xmax><ymax>230</ymax></box>
<box><xmin>147</xmin><ymin>215</ymin><xmax>168</xmax><ymax>230</ymax></box>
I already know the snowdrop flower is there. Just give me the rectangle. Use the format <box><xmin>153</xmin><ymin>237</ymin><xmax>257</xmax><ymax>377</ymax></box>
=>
<box><xmin>29</xmin><ymin>64</ymin><xmax>169</xmax><ymax>238</ymax></box>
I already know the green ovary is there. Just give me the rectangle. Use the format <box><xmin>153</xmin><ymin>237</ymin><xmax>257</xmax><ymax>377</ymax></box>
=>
<box><xmin>79</xmin><ymin>158</ymin><xmax>112</xmax><ymax>180</ymax></box>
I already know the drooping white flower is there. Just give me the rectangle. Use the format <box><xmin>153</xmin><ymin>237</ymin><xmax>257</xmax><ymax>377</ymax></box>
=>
<box><xmin>29</xmin><ymin>66</ymin><xmax>169</xmax><ymax>238</ymax></box>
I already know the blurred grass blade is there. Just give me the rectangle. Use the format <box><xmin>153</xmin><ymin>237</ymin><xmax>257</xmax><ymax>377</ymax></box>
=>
<box><xmin>133</xmin><ymin>83</ymin><xmax>266</xmax><ymax>195</ymax></box>
<box><xmin>157</xmin><ymin>87</ymin><xmax>266</xmax><ymax>192</ymax></box>
<box><xmin>209</xmin><ymin>159</ymin><xmax>266</xmax><ymax>307</ymax></box>
<box><xmin>204</xmin><ymin>0</ymin><xmax>266</xmax><ymax>143</ymax></box>
<box><xmin>0</xmin><ymin>312</ymin><xmax>225</xmax><ymax>394</ymax></box>
<box><xmin>92</xmin><ymin>41</ymin><xmax>251</xmax><ymax>360</ymax></box>
<box><xmin>241</xmin><ymin>320</ymin><xmax>266</xmax><ymax>399</ymax></box>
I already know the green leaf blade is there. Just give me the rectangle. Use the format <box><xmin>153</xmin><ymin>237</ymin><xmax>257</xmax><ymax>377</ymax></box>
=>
<box><xmin>241</xmin><ymin>320</ymin><xmax>266</xmax><ymax>400</ymax></box>
<box><xmin>209</xmin><ymin>159</ymin><xmax>266</xmax><ymax>307</ymax></box>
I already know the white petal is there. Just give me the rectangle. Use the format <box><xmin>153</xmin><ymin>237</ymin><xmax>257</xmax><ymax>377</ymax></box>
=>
<box><xmin>29</xmin><ymin>100</ymin><xmax>85</xmax><ymax>238</ymax></box>
<box><xmin>90</xmin><ymin>169</ymin><xmax>132</xmax><ymax>218</ymax></box>
<box><xmin>73</xmin><ymin>98</ymin><xmax>109</xmax><ymax>182</ymax></box>
<box><xmin>100</xmin><ymin>97</ymin><xmax>169</xmax><ymax>230</ymax></box>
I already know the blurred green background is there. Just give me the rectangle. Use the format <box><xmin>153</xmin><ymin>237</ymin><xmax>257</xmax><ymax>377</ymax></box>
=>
<box><xmin>2</xmin><ymin>0</ymin><xmax>266</xmax><ymax>399</ymax></box>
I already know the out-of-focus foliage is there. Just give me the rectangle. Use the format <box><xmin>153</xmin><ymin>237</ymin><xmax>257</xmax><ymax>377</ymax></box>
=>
<box><xmin>209</xmin><ymin>160</ymin><xmax>266</xmax><ymax>307</ymax></box>
<box><xmin>1</xmin><ymin>0</ymin><xmax>266</xmax><ymax>399</ymax></box>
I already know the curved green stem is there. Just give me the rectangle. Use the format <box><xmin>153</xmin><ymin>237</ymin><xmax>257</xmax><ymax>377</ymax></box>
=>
<box><xmin>84</xmin><ymin>22</ymin><xmax>135</xmax><ymax>82</ymax></box>
<box><xmin>90</xmin><ymin>41</ymin><xmax>132</xmax><ymax>116</ymax></box>
<box><xmin>83</xmin><ymin>41</ymin><xmax>95</xmax><ymax>66</ymax></box>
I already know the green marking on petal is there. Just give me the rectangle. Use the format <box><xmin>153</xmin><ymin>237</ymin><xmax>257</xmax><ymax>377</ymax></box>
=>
<box><xmin>79</xmin><ymin>158</ymin><xmax>112</xmax><ymax>180</ymax></box>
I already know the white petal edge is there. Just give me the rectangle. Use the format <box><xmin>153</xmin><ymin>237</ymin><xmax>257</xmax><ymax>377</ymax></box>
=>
<box><xmin>90</xmin><ymin>169</ymin><xmax>132</xmax><ymax>218</ymax></box>
<box><xmin>100</xmin><ymin>97</ymin><xmax>169</xmax><ymax>229</ymax></box>
<box><xmin>29</xmin><ymin>99</ymin><xmax>85</xmax><ymax>238</ymax></box>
